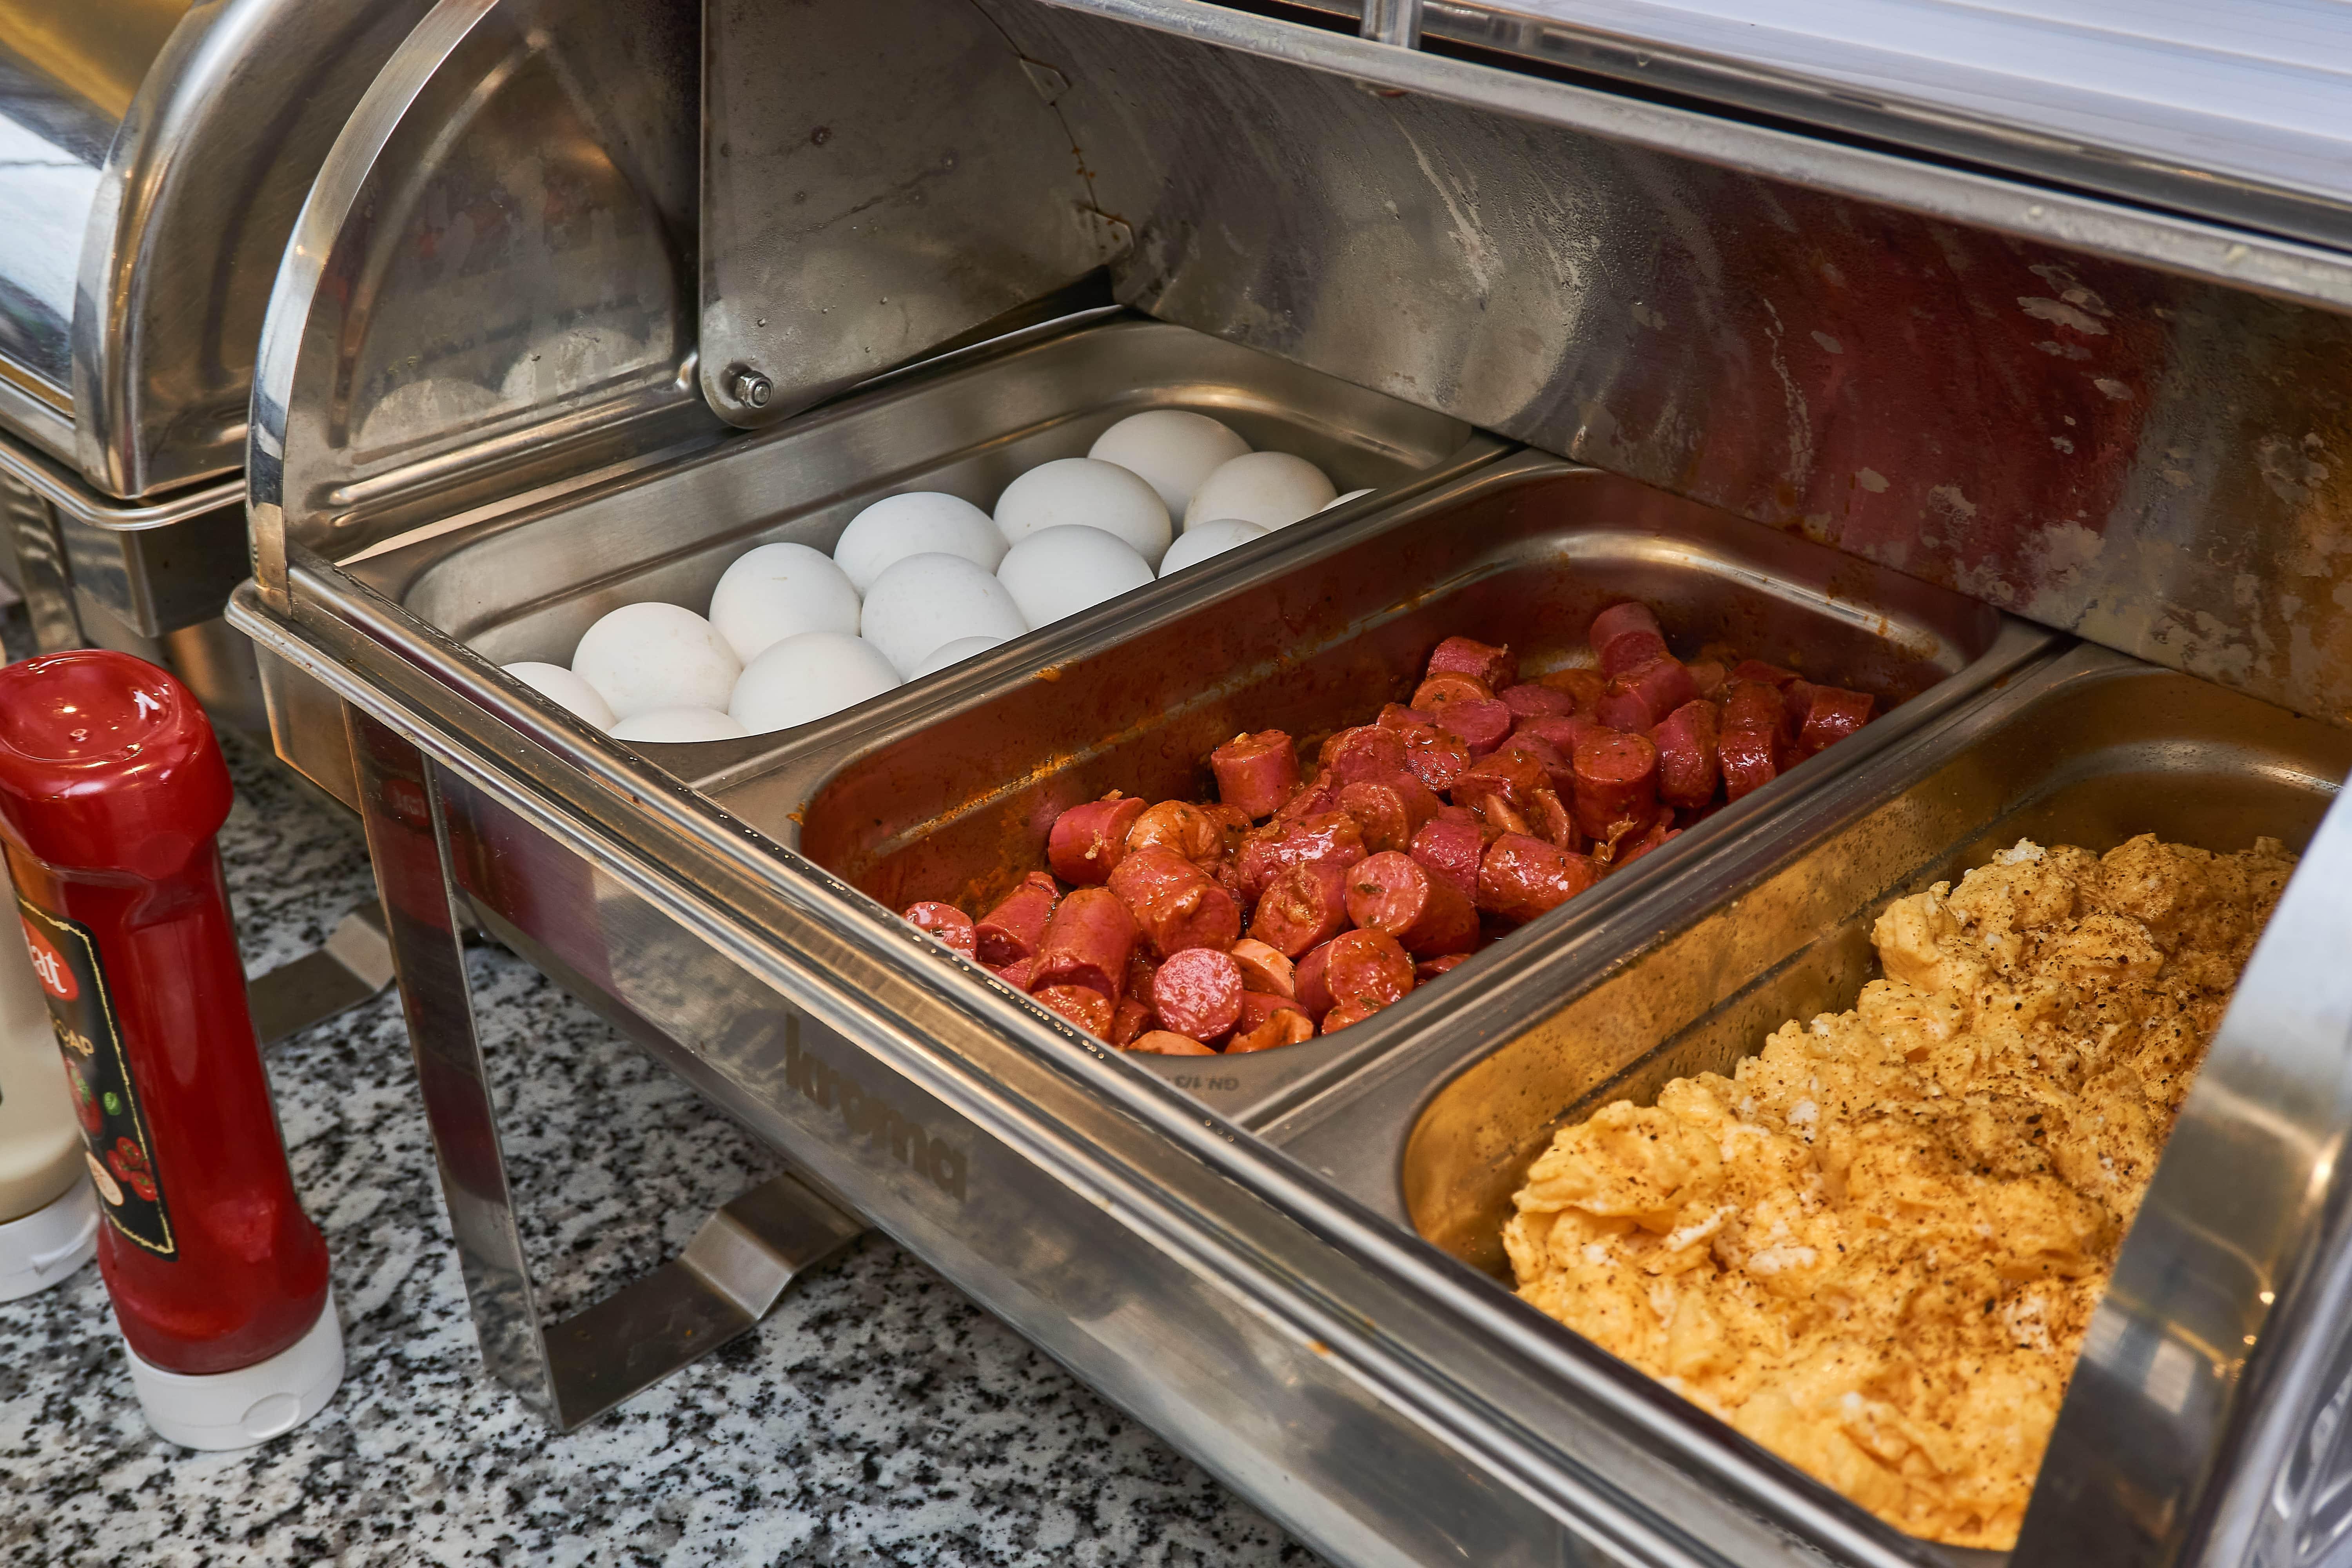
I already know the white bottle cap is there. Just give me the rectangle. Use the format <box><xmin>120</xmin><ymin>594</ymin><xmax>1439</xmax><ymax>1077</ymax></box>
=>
<box><xmin>0</xmin><ymin>1178</ymin><xmax>98</xmax><ymax>1302</ymax></box>
<box><xmin>118</xmin><ymin>1286</ymin><xmax>345</xmax><ymax>1450</ymax></box>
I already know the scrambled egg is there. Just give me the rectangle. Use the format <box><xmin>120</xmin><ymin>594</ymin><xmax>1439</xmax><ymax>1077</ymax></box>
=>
<box><xmin>1503</xmin><ymin>834</ymin><xmax>2296</xmax><ymax>1548</ymax></box>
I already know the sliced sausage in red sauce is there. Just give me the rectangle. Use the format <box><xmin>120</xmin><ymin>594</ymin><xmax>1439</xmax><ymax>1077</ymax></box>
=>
<box><xmin>1651</xmin><ymin>698</ymin><xmax>1722</xmax><ymax>809</ymax></box>
<box><xmin>1125</xmin><ymin>800</ymin><xmax>1223</xmax><ymax>862</ymax></box>
<box><xmin>1321</xmin><ymin>929</ymin><xmax>1416</xmax><ymax>1019</ymax></box>
<box><xmin>1597</xmin><ymin>655</ymin><xmax>1700</xmax><ymax>733</ymax></box>
<box><xmin>1615</xmin><ymin>818</ymin><xmax>1682</xmax><ymax>869</ymax></box>
<box><xmin>902</xmin><ymin>901</ymin><xmax>976</xmax><ymax>956</ymax></box>
<box><xmin>1248</xmin><ymin>859</ymin><xmax>1351</xmax><ymax>957</ymax></box>
<box><xmin>1408</xmin><ymin>813</ymin><xmax>1485</xmax><ymax>898</ymax></box>
<box><xmin>1321</xmin><ymin>724</ymin><xmax>1410</xmax><ymax>785</ymax></box>
<box><xmin>1414</xmin><ymin>953</ymin><xmax>1472</xmax><ymax>983</ymax></box>
<box><xmin>1234</xmin><ymin>812</ymin><xmax>1368</xmax><ymax>902</ymax></box>
<box><xmin>1411</xmin><ymin>671</ymin><xmax>1494</xmax><ymax>712</ymax></box>
<box><xmin>1108</xmin><ymin>846</ymin><xmax>1242</xmax><ymax>960</ymax></box>
<box><xmin>1500</xmin><ymin>683</ymin><xmax>1578</xmax><ymax>720</ymax></box>
<box><xmin>1030</xmin><ymin>887</ymin><xmax>1140</xmax><ymax>998</ymax></box>
<box><xmin>1499</xmin><ymin>731</ymin><xmax>1573</xmax><ymax>795</ymax></box>
<box><xmin>1111</xmin><ymin>998</ymin><xmax>1155</xmax><ymax>1046</ymax></box>
<box><xmin>1151</xmin><ymin>948</ymin><xmax>1246</xmax><ymax>1042</ymax></box>
<box><xmin>1426</xmin><ymin>635</ymin><xmax>1518</xmax><ymax>691</ymax></box>
<box><xmin>1718</xmin><ymin>722</ymin><xmax>1779</xmax><ymax>800</ymax></box>
<box><xmin>1477</xmin><ymin>833</ymin><xmax>1602</xmax><ymax>924</ymax></box>
<box><xmin>1452</xmin><ymin>748</ymin><xmax>1552</xmax><ymax>816</ymax></box>
<box><xmin>1588</xmin><ymin>601</ymin><xmax>1662</xmax><ymax>655</ymax></box>
<box><xmin>1686</xmin><ymin>659</ymin><xmax>1729</xmax><ymax>700</ymax></box>
<box><xmin>1273</xmin><ymin>768</ymin><xmax>1343</xmax><ymax>824</ymax></box>
<box><xmin>1720</xmin><ymin>679</ymin><xmax>1791</xmax><ymax>742</ymax></box>
<box><xmin>1047</xmin><ymin>794</ymin><xmax>1149</xmax><ymax>886</ymax></box>
<box><xmin>1345</xmin><ymin>851</ymin><xmax>1479</xmax><ymax>957</ymax></box>
<box><xmin>1227</xmin><ymin>938</ymin><xmax>1296</xmax><ymax>998</ymax></box>
<box><xmin>989</xmin><ymin>956</ymin><xmax>1037</xmax><ymax>991</ymax></box>
<box><xmin>1570</xmin><ymin>728</ymin><xmax>1660</xmax><ymax>839</ymax></box>
<box><xmin>1529</xmin><ymin>788</ymin><xmax>1580</xmax><ymax>851</ymax></box>
<box><xmin>1535</xmin><ymin>667</ymin><xmax>1607</xmax><ymax>714</ymax></box>
<box><xmin>1294</xmin><ymin>940</ymin><xmax>1338</xmax><ymax>1020</ymax></box>
<box><xmin>1237</xmin><ymin>989</ymin><xmax>1310</xmax><ymax>1033</ymax></box>
<box><xmin>1341</xmin><ymin>778</ymin><xmax>1445</xmax><ymax>854</ymax></box>
<box><xmin>1433</xmin><ymin>697</ymin><xmax>1513</xmax><ymax>757</ymax></box>
<box><xmin>1126</xmin><ymin>1030</ymin><xmax>1218</xmax><ymax>1056</ymax></box>
<box><xmin>1797</xmin><ymin>685</ymin><xmax>1875</xmax><ymax>756</ymax></box>
<box><xmin>1227</xmin><ymin>1009</ymin><xmax>1317</xmax><ymax>1053</ymax></box>
<box><xmin>1034</xmin><ymin>984</ymin><xmax>1113</xmax><ymax>1036</ymax></box>
<box><xmin>1209</xmin><ymin>730</ymin><xmax>1302</xmax><ymax>821</ymax></box>
<box><xmin>974</xmin><ymin>872</ymin><xmax>1059</xmax><ymax>966</ymax></box>
<box><xmin>1395</xmin><ymin>722</ymin><xmax>1474</xmax><ymax>793</ymax></box>
<box><xmin>1730</xmin><ymin>658</ymin><xmax>1799</xmax><ymax>688</ymax></box>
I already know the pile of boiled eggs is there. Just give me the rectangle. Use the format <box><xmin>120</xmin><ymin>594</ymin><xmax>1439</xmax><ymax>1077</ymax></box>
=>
<box><xmin>505</xmin><ymin>410</ymin><xmax>1372</xmax><ymax>743</ymax></box>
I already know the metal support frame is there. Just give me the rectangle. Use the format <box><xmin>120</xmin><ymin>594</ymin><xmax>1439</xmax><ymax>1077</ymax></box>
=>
<box><xmin>345</xmin><ymin>706</ymin><xmax>865</xmax><ymax>1428</ymax></box>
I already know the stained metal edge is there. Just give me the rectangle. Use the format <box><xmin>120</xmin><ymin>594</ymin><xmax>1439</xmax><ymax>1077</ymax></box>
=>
<box><xmin>0</xmin><ymin>426</ymin><xmax>243</xmax><ymax>530</ymax></box>
<box><xmin>1038</xmin><ymin>0</ymin><xmax>2352</xmax><ymax>316</ymax></box>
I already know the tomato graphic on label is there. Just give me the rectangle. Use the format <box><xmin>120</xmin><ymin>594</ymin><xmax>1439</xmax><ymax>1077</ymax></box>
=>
<box><xmin>64</xmin><ymin>1061</ymin><xmax>102</xmax><ymax>1134</ymax></box>
<box><xmin>107</xmin><ymin>1138</ymin><xmax>158</xmax><ymax>1202</ymax></box>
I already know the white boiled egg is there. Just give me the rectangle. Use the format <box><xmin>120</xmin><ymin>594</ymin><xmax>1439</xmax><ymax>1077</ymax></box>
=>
<box><xmin>708</xmin><ymin>541</ymin><xmax>862</xmax><ymax>663</ymax></box>
<box><xmin>859</xmin><ymin>553</ymin><xmax>1029</xmax><ymax>678</ymax></box>
<box><xmin>909</xmin><ymin>635</ymin><xmax>1006</xmax><ymax>678</ymax></box>
<box><xmin>1158</xmin><ymin>518</ymin><xmax>1268</xmax><ymax>577</ymax></box>
<box><xmin>1087</xmin><ymin>410</ymin><xmax>1249</xmax><ymax>518</ymax></box>
<box><xmin>994</xmin><ymin>457</ymin><xmax>1172</xmax><ymax>566</ymax></box>
<box><xmin>996</xmin><ymin>525</ymin><xmax>1154</xmax><ymax>629</ymax></box>
<box><xmin>833</xmin><ymin>492</ymin><xmax>1006</xmax><ymax>593</ymax></box>
<box><xmin>730</xmin><ymin>631</ymin><xmax>902</xmax><ymax>735</ymax></box>
<box><xmin>610</xmin><ymin>707</ymin><xmax>750</xmax><ymax>743</ymax></box>
<box><xmin>572</xmin><ymin>603</ymin><xmax>740</xmax><ymax>720</ymax></box>
<box><xmin>503</xmin><ymin>661</ymin><xmax>617</xmax><ymax>730</ymax></box>
<box><xmin>1322</xmin><ymin>487</ymin><xmax>1376</xmax><ymax>511</ymax></box>
<box><xmin>1185</xmin><ymin>451</ymin><xmax>1336</xmax><ymax>530</ymax></box>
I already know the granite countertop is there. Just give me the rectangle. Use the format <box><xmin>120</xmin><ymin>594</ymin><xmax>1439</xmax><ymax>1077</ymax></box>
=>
<box><xmin>0</xmin><ymin>604</ymin><xmax>1320</xmax><ymax>1567</ymax></box>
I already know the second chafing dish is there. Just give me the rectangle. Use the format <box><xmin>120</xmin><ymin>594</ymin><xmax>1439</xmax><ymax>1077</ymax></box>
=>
<box><xmin>1269</xmin><ymin>644</ymin><xmax>2352</xmax><ymax>1563</ymax></box>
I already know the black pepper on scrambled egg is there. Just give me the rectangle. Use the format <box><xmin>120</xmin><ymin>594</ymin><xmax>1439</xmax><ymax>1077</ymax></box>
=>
<box><xmin>1503</xmin><ymin>833</ymin><xmax>2296</xmax><ymax>1549</ymax></box>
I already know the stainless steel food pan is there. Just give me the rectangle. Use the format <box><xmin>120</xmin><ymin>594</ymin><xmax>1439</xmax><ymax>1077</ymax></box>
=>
<box><xmin>1269</xmin><ymin>644</ymin><xmax>2352</xmax><ymax>1564</ymax></box>
<box><xmin>743</xmin><ymin>448</ymin><xmax>2052</xmax><ymax>1118</ymax></box>
<box><xmin>331</xmin><ymin>312</ymin><xmax>1474</xmax><ymax>755</ymax></box>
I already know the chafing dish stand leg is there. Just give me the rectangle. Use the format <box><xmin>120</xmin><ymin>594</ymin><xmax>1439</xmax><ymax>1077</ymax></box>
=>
<box><xmin>348</xmin><ymin>709</ymin><xmax>866</xmax><ymax>1428</ymax></box>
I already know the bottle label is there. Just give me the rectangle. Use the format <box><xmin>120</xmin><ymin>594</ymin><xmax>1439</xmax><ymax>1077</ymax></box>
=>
<box><xmin>18</xmin><ymin>900</ymin><xmax>175</xmax><ymax>1257</ymax></box>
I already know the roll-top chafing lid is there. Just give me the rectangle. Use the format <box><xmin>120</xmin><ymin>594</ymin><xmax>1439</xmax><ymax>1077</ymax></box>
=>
<box><xmin>0</xmin><ymin>0</ymin><xmax>430</xmax><ymax>498</ymax></box>
<box><xmin>1287</xmin><ymin>0</ymin><xmax>2352</xmax><ymax>253</ymax></box>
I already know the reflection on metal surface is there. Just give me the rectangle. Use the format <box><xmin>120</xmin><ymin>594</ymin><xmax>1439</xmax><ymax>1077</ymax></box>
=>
<box><xmin>972</xmin><ymin>2</ymin><xmax>2352</xmax><ymax>729</ymax></box>
<box><xmin>250</xmin><ymin>0</ymin><xmax>713</xmax><ymax>583</ymax></box>
<box><xmin>699</xmin><ymin>0</ymin><xmax>1125</xmax><ymax>426</ymax></box>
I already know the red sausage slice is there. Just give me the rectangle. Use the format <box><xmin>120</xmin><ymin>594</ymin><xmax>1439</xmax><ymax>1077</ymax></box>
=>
<box><xmin>1127</xmin><ymin>1030</ymin><xmax>1218</xmax><ymax>1056</ymax></box>
<box><xmin>1720</xmin><ymin>679</ymin><xmax>1791</xmax><ymax>742</ymax></box>
<box><xmin>1433</xmin><ymin>697</ymin><xmax>1513</xmax><ymax>757</ymax></box>
<box><xmin>989</xmin><ymin>956</ymin><xmax>1037</xmax><ymax>991</ymax></box>
<box><xmin>974</xmin><ymin>872</ymin><xmax>1059</xmax><ymax>966</ymax></box>
<box><xmin>1273</xmin><ymin>768</ymin><xmax>1343</xmax><ymax>824</ymax></box>
<box><xmin>1125</xmin><ymin>800</ymin><xmax>1223</xmax><ymax>862</ymax></box>
<box><xmin>1249</xmin><ymin>859</ymin><xmax>1351</xmax><ymax>957</ymax></box>
<box><xmin>1477</xmin><ymin>833</ymin><xmax>1601</xmax><ymax>924</ymax></box>
<box><xmin>1570</xmin><ymin>728</ymin><xmax>1661</xmax><ymax>839</ymax></box>
<box><xmin>1111</xmin><ymin>997</ymin><xmax>1155</xmax><ymax>1046</ymax></box>
<box><xmin>1414</xmin><ymin>953</ymin><xmax>1472</xmax><ymax>983</ymax></box>
<box><xmin>1797</xmin><ymin>685</ymin><xmax>1875</xmax><ymax>755</ymax></box>
<box><xmin>1499</xmin><ymin>731</ymin><xmax>1573</xmax><ymax>795</ymax></box>
<box><xmin>1338</xmin><ymin>777</ymin><xmax>1441</xmax><ymax>853</ymax></box>
<box><xmin>1345</xmin><ymin>852</ymin><xmax>1479</xmax><ymax>957</ymax></box>
<box><xmin>1227</xmin><ymin>938</ymin><xmax>1296</xmax><ymax>997</ymax></box>
<box><xmin>1596</xmin><ymin>655</ymin><xmax>1700</xmax><ymax>733</ymax></box>
<box><xmin>1151</xmin><ymin>948</ymin><xmax>1246</xmax><ymax>1042</ymax></box>
<box><xmin>1227</xmin><ymin>1009</ymin><xmax>1316</xmax><ymax>1053</ymax></box>
<box><xmin>1048</xmin><ymin>794</ymin><xmax>1148</xmax><ymax>886</ymax></box>
<box><xmin>1209</xmin><ymin>731</ymin><xmax>1302</xmax><ymax>821</ymax></box>
<box><xmin>1035</xmin><ymin>984</ymin><xmax>1114</xmax><ymax>1037</ymax></box>
<box><xmin>1588</xmin><ymin>601</ymin><xmax>1662</xmax><ymax>653</ymax></box>
<box><xmin>1650</xmin><ymin>699</ymin><xmax>1722</xmax><ymax>809</ymax></box>
<box><xmin>1597</xmin><ymin>629</ymin><xmax>1669</xmax><ymax>680</ymax></box>
<box><xmin>902</xmin><ymin>901</ymin><xmax>976</xmax><ymax>956</ymax></box>
<box><xmin>1686</xmin><ymin>659</ymin><xmax>1729</xmax><ymax>700</ymax></box>
<box><xmin>1321</xmin><ymin>929</ymin><xmax>1416</xmax><ymax>1019</ymax></box>
<box><xmin>1730</xmin><ymin>659</ymin><xmax>1799</xmax><ymax>688</ymax></box>
<box><xmin>1536</xmin><ymin>667</ymin><xmax>1606</xmax><ymax>714</ymax></box>
<box><xmin>1108</xmin><ymin>846</ymin><xmax>1242</xmax><ymax>960</ymax></box>
<box><xmin>1030</xmin><ymin>888</ymin><xmax>1140</xmax><ymax>998</ymax></box>
<box><xmin>1529</xmin><ymin>788</ymin><xmax>1580</xmax><ymax>851</ymax></box>
<box><xmin>1412</xmin><ymin>671</ymin><xmax>1494</xmax><ymax>712</ymax></box>
<box><xmin>1294</xmin><ymin>940</ymin><xmax>1337</xmax><ymax>1020</ymax></box>
<box><xmin>1615</xmin><ymin>818</ymin><xmax>1681</xmax><ymax>870</ymax></box>
<box><xmin>1718</xmin><ymin>723</ymin><xmax>1780</xmax><ymax>800</ymax></box>
<box><xmin>1395</xmin><ymin>722</ymin><xmax>1474</xmax><ymax>793</ymax></box>
<box><xmin>1408</xmin><ymin>813</ymin><xmax>1484</xmax><ymax>898</ymax></box>
<box><xmin>1320</xmin><ymin>724</ymin><xmax>1410</xmax><ymax>785</ymax></box>
<box><xmin>1234</xmin><ymin>812</ymin><xmax>1367</xmax><ymax>902</ymax></box>
<box><xmin>1426</xmin><ymin>635</ymin><xmax>1518</xmax><ymax>690</ymax></box>
<box><xmin>1237</xmin><ymin>989</ymin><xmax>1310</xmax><ymax>1032</ymax></box>
<box><xmin>1452</xmin><ymin>748</ymin><xmax>1552</xmax><ymax>816</ymax></box>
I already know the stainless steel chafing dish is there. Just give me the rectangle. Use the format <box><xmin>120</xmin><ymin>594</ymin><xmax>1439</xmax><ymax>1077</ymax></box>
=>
<box><xmin>0</xmin><ymin>0</ymin><xmax>439</xmax><ymax>733</ymax></box>
<box><xmin>227</xmin><ymin>1</ymin><xmax>2352</xmax><ymax>1565</ymax></box>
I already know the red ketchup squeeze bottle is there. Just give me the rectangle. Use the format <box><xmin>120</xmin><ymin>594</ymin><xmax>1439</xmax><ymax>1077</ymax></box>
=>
<box><xmin>0</xmin><ymin>650</ymin><xmax>341</xmax><ymax>1448</ymax></box>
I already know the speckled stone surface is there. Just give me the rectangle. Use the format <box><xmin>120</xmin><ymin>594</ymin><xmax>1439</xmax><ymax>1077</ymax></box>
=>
<box><xmin>0</xmin><ymin>606</ymin><xmax>1320</xmax><ymax>1567</ymax></box>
